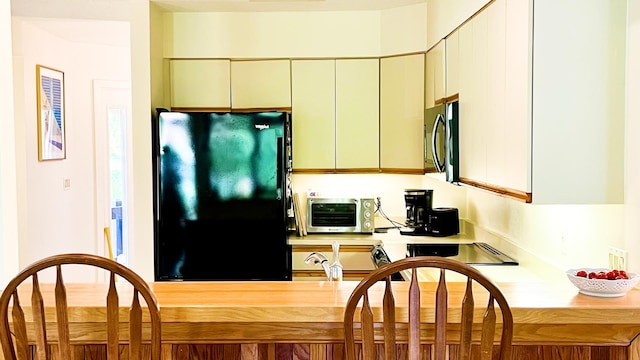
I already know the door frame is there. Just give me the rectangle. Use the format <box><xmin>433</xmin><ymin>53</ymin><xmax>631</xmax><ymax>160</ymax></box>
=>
<box><xmin>92</xmin><ymin>79</ymin><xmax>133</xmax><ymax>267</ymax></box>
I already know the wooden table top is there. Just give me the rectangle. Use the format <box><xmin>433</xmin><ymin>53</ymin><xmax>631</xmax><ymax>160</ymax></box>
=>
<box><xmin>7</xmin><ymin>280</ymin><xmax>640</xmax><ymax>345</ymax></box>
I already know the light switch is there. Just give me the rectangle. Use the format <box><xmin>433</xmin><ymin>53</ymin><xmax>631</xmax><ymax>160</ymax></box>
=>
<box><xmin>63</xmin><ymin>178</ymin><xmax>71</xmax><ymax>190</ymax></box>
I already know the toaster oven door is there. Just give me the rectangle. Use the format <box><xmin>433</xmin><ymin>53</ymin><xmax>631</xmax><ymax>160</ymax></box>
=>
<box><xmin>306</xmin><ymin>199</ymin><xmax>359</xmax><ymax>233</ymax></box>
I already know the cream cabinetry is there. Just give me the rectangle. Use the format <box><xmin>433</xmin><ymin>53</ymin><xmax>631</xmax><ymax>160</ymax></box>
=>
<box><xmin>457</xmin><ymin>0</ymin><xmax>530</xmax><ymax>201</ymax></box>
<box><xmin>291</xmin><ymin>244</ymin><xmax>376</xmax><ymax>281</ymax></box>
<box><xmin>170</xmin><ymin>59</ymin><xmax>231</xmax><ymax>109</ymax></box>
<box><xmin>457</xmin><ymin>12</ymin><xmax>488</xmax><ymax>187</ymax></box>
<box><xmin>445</xmin><ymin>31</ymin><xmax>459</xmax><ymax>98</ymax></box>
<box><xmin>230</xmin><ymin>59</ymin><xmax>291</xmax><ymax>109</ymax></box>
<box><xmin>335</xmin><ymin>59</ymin><xmax>379</xmax><ymax>170</ymax></box>
<box><xmin>291</xmin><ymin>58</ymin><xmax>380</xmax><ymax>172</ymax></box>
<box><xmin>525</xmin><ymin>0</ymin><xmax>624</xmax><ymax>204</ymax></box>
<box><xmin>425</xmin><ymin>40</ymin><xmax>446</xmax><ymax>109</ymax></box>
<box><xmin>380</xmin><ymin>53</ymin><xmax>425</xmax><ymax>173</ymax></box>
<box><xmin>456</xmin><ymin>0</ymin><xmax>625</xmax><ymax>204</ymax></box>
<box><xmin>291</xmin><ymin>60</ymin><xmax>336</xmax><ymax>170</ymax></box>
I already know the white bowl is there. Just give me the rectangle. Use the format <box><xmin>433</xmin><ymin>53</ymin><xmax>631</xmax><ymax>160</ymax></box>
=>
<box><xmin>566</xmin><ymin>268</ymin><xmax>640</xmax><ymax>297</ymax></box>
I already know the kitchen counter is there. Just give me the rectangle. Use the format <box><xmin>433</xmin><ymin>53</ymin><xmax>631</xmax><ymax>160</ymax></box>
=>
<box><xmin>3</xmin><ymin>280</ymin><xmax>640</xmax><ymax>360</ymax></box>
<box><xmin>288</xmin><ymin>224</ymin><xmax>555</xmax><ymax>284</ymax></box>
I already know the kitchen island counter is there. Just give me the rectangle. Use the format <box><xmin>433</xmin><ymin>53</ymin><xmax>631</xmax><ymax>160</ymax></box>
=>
<box><xmin>3</xmin><ymin>280</ymin><xmax>640</xmax><ymax>360</ymax></box>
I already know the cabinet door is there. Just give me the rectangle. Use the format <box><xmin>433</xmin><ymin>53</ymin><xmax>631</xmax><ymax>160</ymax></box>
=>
<box><xmin>335</xmin><ymin>59</ymin><xmax>380</xmax><ymax>170</ymax></box>
<box><xmin>380</xmin><ymin>53</ymin><xmax>425</xmax><ymax>172</ymax></box>
<box><xmin>445</xmin><ymin>31</ymin><xmax>459</xmax><ymax>98</ymax></box>
<box><xmin>425</xmin><ymin>40</ymin><xmax>446</xmax><ymax>109</ymax></box>
<box><xmin>504</xmin><ymin>0</ymin><xmax>530</xmax><ymax>193</ymax></box>
<box><xmin>485</xmin><ymin>0</ymin><xmax>507</xmax><ymax>188</ymax></box>
<box><xmin>459</xmin><ymin>0</ymin><xmax>529</xmax><ymax>200</ymax></box>
<box><xmin>291</xmin><ymin>60</ymin><xmax>335</xmax><ymax>170</ymax></box>
<box><xmin>457</xmin><ymin>17</ymin><xmax>478</xmax><ymax>183</ymax></box>
<box><xmin>231</xmin><ymin>59</ymin><xmax>291</xmax><ymax>109</ymax></box>
<box><xmin>530</xmin><ymin>0</ymin><xmax>625</xmax><ymax>204</ymax></box>
<box><xmin>291</xmin><ymin>244</ymin><xmax>376</xmax><ymax>281</ymax></box>
<box><xmin>170</xmin><ymin>59</ymin><xmax>230</xmax><ymax>109</ymax></box>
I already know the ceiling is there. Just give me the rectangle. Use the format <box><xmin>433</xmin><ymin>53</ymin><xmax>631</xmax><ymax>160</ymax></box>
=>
<box><xmin>12</xmin><ymin>0</ymin><xmax>427</xmax><ymax>21</ymax></box>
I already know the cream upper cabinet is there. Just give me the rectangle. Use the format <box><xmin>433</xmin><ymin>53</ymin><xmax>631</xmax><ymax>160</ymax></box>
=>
<box><xmin>457</xmin><ymin>0</ymin><xmax>625</xmax><ymax>204</ymax></box>
<box><xmin>459</xmin><ymin>11</ymin><xmax>489</xmax><ymax>186</ymax></box>
<box><xmin>458</xmin><ymin>0</ymin><xmax>528</xmax><ymax>198</ymax></box>
<box><xmin>291</xmin><ymin>60</ymin><xmax>335</xmax><ymax>170</ymax></box>
<box><xmin>445</xmin><ymin>30</ymin><xmax>459</xmax><ymax>98</ymax></box>
<box><xmin>484</xmin><ymin>0</ymin><xmax>513</xmax><ymax>191</ymax></box>
<box><xmin>335</xmin><ymin>58</ymin><xmax>380</xmax><ymax>170</ymax></box>
<box><xmin>170</xmin><ymin>59</ymin><xmax>231</xmax><ymax>109</ymax></box>
<box><xmin>380</xmin><ymin>53</ymin><xmax>425</xmax><ymax>172</ymax></box>
<box><xmin>526</xmin><ymin>0</ymin><xmax>624</xmax><ymax>204</ymax></box>
<box><xmin>425</xmin><ymin>40</ymin><xmax>446</xmax><ymax>109</ymax></box>
<box><xmin>231</xmin><ymin>59</ymin><xmax>292</xmax><ymax>109</ymax></box>
<box><xmin>292</xmin><ymin>58</ymin><xmax>380</xmax><ymax>171</ymax></box>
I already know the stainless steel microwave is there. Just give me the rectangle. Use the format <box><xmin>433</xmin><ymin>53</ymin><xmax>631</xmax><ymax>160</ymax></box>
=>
<box><xmin>306</xmin><ymin>198</ymin><xmax>375</xmax><ymax>234</ymax></box>
<box><xmin>424</xmin><ymin>100</ymin><xmax>459</xmax><ymax>183</ymax></box>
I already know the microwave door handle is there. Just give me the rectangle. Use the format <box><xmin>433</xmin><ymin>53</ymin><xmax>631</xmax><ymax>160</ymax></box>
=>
<box><xmin>423</xmin><ymin>123</ymin><xmax>427</xmax><ymax>159</ymax></box>
<box><xmin>432</xmin><ymin>113</ymin><xmax>446</xmax><ymax>172</ymax></box>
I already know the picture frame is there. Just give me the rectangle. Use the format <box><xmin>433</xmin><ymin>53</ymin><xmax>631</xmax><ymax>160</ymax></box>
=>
<box><xmin>36</xmin><ymin>65</ymin><xmax>66</xmax><ymax>161</ymax></box>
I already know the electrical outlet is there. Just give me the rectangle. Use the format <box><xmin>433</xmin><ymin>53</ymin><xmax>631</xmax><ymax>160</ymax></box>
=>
<box><xmin>560</xmin><ymin>235</ymin><xmax>568</xmax><ymax>256</ymax></box>
<box><xmin>608</xmin><ymin>247</ymin><xmax>628</xmax><ymax>270</ymax></box>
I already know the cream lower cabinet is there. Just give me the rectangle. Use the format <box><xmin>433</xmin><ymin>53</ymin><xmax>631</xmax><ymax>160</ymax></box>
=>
<box><xmin>291</xmin><ymin>244</ymin><xmax>377</xmax><ymax>281</ymax></box>
<box><xmin>231</xmin><ymin>59</ymin><xmax>291</xmax><ymax>109</ymax></box>
<box><xmin>380</xmin><ymin>53</ymin><xmax>425</xmax><ymax>173</ymax></box>
<box><xmin>292</xmin><ymin>58</ymin><xmax>380</xmax><ymax>172</ymax></box>
<box><xmin>170</xmin><ymin>59</ymin><xmax>231</xmax><ymax>109</ymax></box>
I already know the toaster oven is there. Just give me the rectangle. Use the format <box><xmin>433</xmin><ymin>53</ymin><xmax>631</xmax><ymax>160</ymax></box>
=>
<box><xmin>306</xmin><ymin>197</ymin><xmax>375</xmax><ymax>234</ymax></box>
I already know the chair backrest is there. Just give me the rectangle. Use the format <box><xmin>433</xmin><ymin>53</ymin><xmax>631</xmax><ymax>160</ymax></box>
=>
<box><xmin>344</xmin><ymin>256</ymin><xmax>513</xmax><ymax>360</ymax></box>
<box><xmin>0</xmin><ymin>253</ymin><xmax>162</xmax><ymax>360</ymax></box>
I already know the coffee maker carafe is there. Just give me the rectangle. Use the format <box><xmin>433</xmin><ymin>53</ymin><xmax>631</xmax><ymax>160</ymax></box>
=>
<box><xmin>403</xmin><ymin>189</ymin><xmax>433</xmax><ymax>233</ymax></box>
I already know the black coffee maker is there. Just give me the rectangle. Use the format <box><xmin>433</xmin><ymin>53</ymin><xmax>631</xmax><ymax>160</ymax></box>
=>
<box><xmin>402</xmin><ymin>189</ymin><xmax>433</xmax><ymax>234</ymax></box>
<box><xmin>401</xmin><ymin>188</ymin><xmax>460</xmax><ymax>237</ymax></box>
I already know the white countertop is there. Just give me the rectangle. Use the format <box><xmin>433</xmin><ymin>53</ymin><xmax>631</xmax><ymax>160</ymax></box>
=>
<box><xmin>287</xmin><ymin>222</ymin><xmax>549</xmax><ymax>283</ymax></box>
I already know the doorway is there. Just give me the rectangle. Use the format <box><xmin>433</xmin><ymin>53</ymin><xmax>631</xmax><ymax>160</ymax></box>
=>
<box><xmin>93</xmin><ymin>80</ymin><xmax>132</xmax><ymax>266</ymax></box>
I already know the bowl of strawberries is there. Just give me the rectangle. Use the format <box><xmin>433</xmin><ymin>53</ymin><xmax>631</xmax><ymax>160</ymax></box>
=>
<box><xmin>566</xmin><ymin>268</ymin><xmax>640</xmax><ymax>297</ymax></box>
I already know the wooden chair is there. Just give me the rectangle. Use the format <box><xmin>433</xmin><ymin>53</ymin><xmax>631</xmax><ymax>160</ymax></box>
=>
<box><xmin>344</xmin><ymin>256</ymin><xmax>513</xmax><ymax>360</ymax></box>
<box><xmin>0</xmin><ymin>253</ymin><xmax>162</xmax><ymax>360</ymax></box>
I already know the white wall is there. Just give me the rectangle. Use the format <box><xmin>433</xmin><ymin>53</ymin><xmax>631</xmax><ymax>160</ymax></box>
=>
<box><xmin>462</xmin><ymin>187</ymin><xmax>624</xmax><ymax>271</ymax></box>
<box><xmin>10</xmin><ymin>17</ymin><xmax>130</xmax><ymax>281</ymax></box>
<box><xmin>624</xmin><ymin>0</ymin><xmax>640</xmax><ymax>272</ymax></box>
<box><xmin>380</xmin><ymin>3</ymin><xmax>427</xmax><ymax>56</ymax></box>
<box><xmin>426</xmin><ymin>0</ymin><xmax>491</xmax><ymax>48</ymax></box>
<box><xmin>1</xmin><ymin>0</ymin><xmax>19</xmax><ymax>286</ymax></box>
<box><xmin>165</xmin><ymin>11</ymin><xmax>381</xmax><ymax>59</ymax></box>
<box><xmin>163</xmin><ymin>4</ymin><xmax>427</xmax><ymax>59</ymax></box>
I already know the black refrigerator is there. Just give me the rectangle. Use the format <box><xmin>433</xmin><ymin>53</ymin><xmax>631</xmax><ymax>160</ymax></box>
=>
<box><xmin>152</xmin><ymin>110</ymin><xmax>293</xmax><ymax>281</ymax></box>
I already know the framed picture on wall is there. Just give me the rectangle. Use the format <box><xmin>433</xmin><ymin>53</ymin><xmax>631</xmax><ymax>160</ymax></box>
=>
<box><xmin>36</xmin><ymin>64</ymin><xmax>66</xmax><ymax>161</ymax></box>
